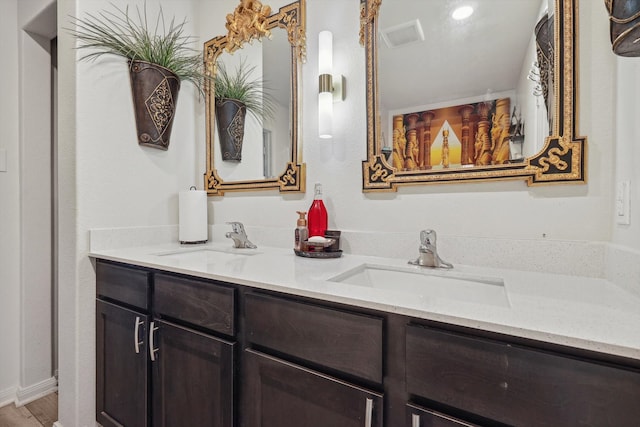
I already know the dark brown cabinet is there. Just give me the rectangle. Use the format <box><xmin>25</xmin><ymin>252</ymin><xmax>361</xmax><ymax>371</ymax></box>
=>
<box><xmin>406</xmin><ymin>324</ymin><xmax>640</xmax><ymax>427</ymax></box>
<box><xmin>241</xmin><ymin>349</ymin><xmax>383</xmax><ymax>427</ymax></box>
<box><xmin>241</xmin><ymin>292</ymin><xmax>385</xmax><ymax>426</ymax></box>
<box><xmin>154</xmin><ymin>273</ymin><xmax>235</xmax><ymax>336</ymax></box>
<box><xmin>96</xmin><ymin>261</ymin><xmax>235</xmax><ymax>427</ymax></box>
<box><xmin>96</xmin><ymin>300</ymin><xmax>149</xmax><ymax>427</ymax></box>
<box><xmin>95</xmin><ymin>259</ymin><xmax>640</xmax><ymax>427</ymax></box>
<box><xmin>151</xmin><ymin>320</ymin><xmax>234</xmax><ymax>427</ymax></box>
<box><xmin>244</xmin><ymin>292</ymin><xmax>384</xmax><ymax>383</ymax></box>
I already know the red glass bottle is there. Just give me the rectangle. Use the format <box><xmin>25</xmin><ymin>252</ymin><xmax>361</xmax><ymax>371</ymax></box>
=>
<box><xmin>308</xmin><ymin>183</ymin><xmax>328</xmax><ymax>237</ymax></box>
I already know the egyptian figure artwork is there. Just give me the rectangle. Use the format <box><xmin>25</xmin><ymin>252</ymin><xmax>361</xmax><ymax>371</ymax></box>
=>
<box><xmin>441</xmin><ymin>129</ymin><xmax>450</xmax><ymax>168</ymax></box>
<box><xmin>390</xmin><ymin>97</ymin><xmax>519</xmax><ymax>171</ymax></box>
<box><xmin>392</xmin><ymin>116</ymin><xmax>407</xmax><ymax>170</ymax></box>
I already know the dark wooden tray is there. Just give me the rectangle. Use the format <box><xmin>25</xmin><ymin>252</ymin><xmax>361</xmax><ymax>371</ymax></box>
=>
<box><xmin>293</xmin><ymin>249</ymin><xmax>342</xmax><ymax>259</ymax></box>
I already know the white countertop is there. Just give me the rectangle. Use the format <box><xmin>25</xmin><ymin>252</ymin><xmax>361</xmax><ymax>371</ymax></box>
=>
<box><xmin>89</xmin><ymin>241</ymin><xmax>640</xmax><ymax>361</ymax></box>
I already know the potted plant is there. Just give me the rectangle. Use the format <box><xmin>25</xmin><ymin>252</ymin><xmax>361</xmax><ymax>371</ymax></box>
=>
<box><xmin>213</xmin><ymin>58</ymin><xmax>275</xmax><ymax>161</ymax></box>
<box><xmin>68</xmin><ymin>4</ymin><xmax>206</xmax><ymax>150</ymax></box>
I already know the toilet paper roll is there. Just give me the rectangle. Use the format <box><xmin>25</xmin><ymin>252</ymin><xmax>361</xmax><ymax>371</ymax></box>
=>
<box><xmin>179</xmin><ymin>189</ymin><xmax>208</xmax><ymax>243</ymax></box>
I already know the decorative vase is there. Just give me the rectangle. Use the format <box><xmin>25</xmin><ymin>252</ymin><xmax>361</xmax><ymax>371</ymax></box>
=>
<box><xmin>128</xmin><ymin>60</ymin><xmax>181</xmax><ymax>150</ymax></box>
<box><xmin>534</xmin><ymin>13</ymin><xmax>553</xmax><ymax>120</ymax></box>
<box><xmin>605</xmin><ymin>0</ymin><xmax>640</xmax><ymax>56</ymax></box>
<box><xmin>215</xmin><ymin>98</ymin><xmax>247</xmax><ymax>161</ymax></box>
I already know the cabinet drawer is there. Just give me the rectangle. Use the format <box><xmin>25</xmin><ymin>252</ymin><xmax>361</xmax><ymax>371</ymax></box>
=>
<box><xmin>406</xmin><ymin>324</ymin><xmax>640</xmax><ymax>426</ymax></box>
<box><xmin>406</xmin><ymin>403</ymin><xmax>478</xmax><ymax>427</ymax></box>
<box><xmin>96</xmin><ymin>260</ymin><xmax>150</xmax><ymax>310</ymax></box>
<box><xmin>154</xmin><ymin>273</ymin><xmax>235</xmax><ymax>336</ymax></box>
<box><xmin>245</xmin><ymin>293</ymin><xmax>383</xmax><ymax>383</ymax></box>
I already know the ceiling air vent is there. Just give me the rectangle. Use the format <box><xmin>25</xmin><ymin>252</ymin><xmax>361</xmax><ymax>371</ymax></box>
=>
<box><xmin>380</xmin><ymin>19</ymin><xmax>424</xmax><ymax>48</ymax></box>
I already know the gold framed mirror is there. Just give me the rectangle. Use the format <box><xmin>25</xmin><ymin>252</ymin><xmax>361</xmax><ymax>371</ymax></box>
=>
<box><xmin>360</xmin><ymin>0</ymin><xmax>586</xmax><ymax>191</ymax></box>
<box><xmin>204</xmin><ymin>0</ymin><xmax>306</xmax><ymax>195</ymax></box>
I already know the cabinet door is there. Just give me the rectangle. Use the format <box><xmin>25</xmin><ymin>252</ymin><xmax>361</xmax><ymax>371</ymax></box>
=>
<box><xmin>151</xmin><ymin>320</ymin><xmax>234</xmax><ymax>427</ymax></box>
<box><xmin>241</xmin><ymin>349</ymin><xmax>383</xmax><ymax>427</ymax></box>
<box><xmin>96</xmin><ymin>300</ymin><xmax>149</xmax><ymax>427</ymax></box>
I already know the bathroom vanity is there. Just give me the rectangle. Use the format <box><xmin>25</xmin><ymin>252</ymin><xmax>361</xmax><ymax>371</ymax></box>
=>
<box><xmin>92</xmin><ymin>243</ymin><xmax>640</xmax><ymax>427</ymax></box>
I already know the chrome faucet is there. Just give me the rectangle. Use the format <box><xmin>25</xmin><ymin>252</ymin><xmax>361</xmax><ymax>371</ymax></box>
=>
<box><xmin>408</xmin><ymin>229</ymin><xmax>453</xmax><ymax>269</ymax></box>
<box><xmin>225</xmin><ymin>222</ymin><xmax>257</xmax><ymax>249</ymax></box>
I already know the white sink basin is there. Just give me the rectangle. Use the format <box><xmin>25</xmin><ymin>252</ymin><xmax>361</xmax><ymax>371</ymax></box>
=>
<box><xmin>329</xmin><ymin>263</ymin><xmax>510</xmax><ymax>307</ymax></box>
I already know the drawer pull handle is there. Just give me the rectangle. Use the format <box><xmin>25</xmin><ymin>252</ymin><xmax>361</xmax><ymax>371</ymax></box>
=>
<box><xmin>412</xmin><ymin>413</ymin><xmax>420</xmax><ymax>427</ymax></box>
<box><xmin>149</xmin><ymin>321</ymin><xmax>159</xmax><ymax>362</ymax></box>
<box><xmin>133</xmin><ymin>317</ymin><xmax>144</xmax><ymax>354</ymax></box>
<box><xmin>364</xmin><ymin>398</ymin><xmax>373</xmax><ymax>427</ymax></box>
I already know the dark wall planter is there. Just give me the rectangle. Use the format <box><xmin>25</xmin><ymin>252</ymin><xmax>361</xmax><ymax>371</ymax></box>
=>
<box><xmin>606</xmin><ymin>0</ymin><xmax>640</xmax><ymax>56</ymax></box>
<box><xmin>534</xmin><ymin>13</ymin><xmax>553</xmax><ymax>121</ymax></box>
<box><xmin>215</xmin><ymin>98</ymin><xmax>247</xmax><ymax>161</ymax></box>
<box><xmin>128</xmin><ymin>60</ymin><xmax>181</xmax><ymax>150</ymax></box>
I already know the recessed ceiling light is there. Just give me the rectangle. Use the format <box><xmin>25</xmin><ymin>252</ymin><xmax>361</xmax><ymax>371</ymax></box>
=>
<box><xmin>452</xmin><ymin>5</ymin><xmax>474</xmax><ymax>20</ymax></box>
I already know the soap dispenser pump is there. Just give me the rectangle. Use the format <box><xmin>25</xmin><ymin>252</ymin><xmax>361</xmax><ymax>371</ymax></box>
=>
<box><xmin>295</xmin><ymin>211</ymin><xmax>308</xmax><ymax>250</ymax></box>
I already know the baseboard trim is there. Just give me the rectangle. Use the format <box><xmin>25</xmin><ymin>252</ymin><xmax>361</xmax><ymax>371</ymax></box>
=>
<box><xmin>15</xmin><ymin>376</ymin><xmax>58</xmax><ymax>407</ymax></box>
<box><xmin>0</xmin><ymin>385</ymin><xmax>18</xmax><ymax>408</ymax></box>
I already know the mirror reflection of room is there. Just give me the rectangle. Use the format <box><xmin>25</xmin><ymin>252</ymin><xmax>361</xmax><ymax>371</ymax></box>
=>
<box><xmin>213</xmin><ymin>36</ymin><xmax>290</xmax><ymax>182</ymax></box>
<box><xmin>377</xmin><ymin>0</ymin><xmax>553</xmax><ymax>171</ymax></box>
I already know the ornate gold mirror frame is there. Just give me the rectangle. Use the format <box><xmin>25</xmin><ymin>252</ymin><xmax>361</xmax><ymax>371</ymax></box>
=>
<box><xmin>360</xmin><ymin>0</ymin><xmax>586</xmax><ymax>191</ymax></box>
<box><xmin>204</xmin><ymin>0</ymin><xmax>306</xmax><ymax>195</ymax></box>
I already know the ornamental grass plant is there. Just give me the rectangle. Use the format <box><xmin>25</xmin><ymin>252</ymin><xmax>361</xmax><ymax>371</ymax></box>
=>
<box><xmin>68</xmin><ymin>3</ymin><xmax>206</xmax><ymax>93</ymax></box>
<box><xmin>214</xmin><ymin>58</ymin><xmax>276</xmax><ymax>123</ymax></box>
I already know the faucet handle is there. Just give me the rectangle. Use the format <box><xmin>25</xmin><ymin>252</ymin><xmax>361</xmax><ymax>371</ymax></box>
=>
<box><xmin>226</xmin><ymin>221</ymin><xmax>245</xmax><ymax>234</ymax></box>
<box><xmin>225</xmin><ymin>222</ymin><xmax>257</xmax><ymax>249</ymax></box>
<box><xmin>420</xmin><ymin>229</ymin><xmax>437</xmax><ymax>246</ymax></box>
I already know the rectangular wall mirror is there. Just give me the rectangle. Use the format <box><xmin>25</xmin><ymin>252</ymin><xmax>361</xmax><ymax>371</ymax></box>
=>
<box><xmin>204</xmin><ymin>0</ymin><xmax>306</xmax><ymax>195</ymax></box>
<box><xmin>360</xmin><ymin>0</ymin><xmax>587</xmax><ymax>190</ymax></box>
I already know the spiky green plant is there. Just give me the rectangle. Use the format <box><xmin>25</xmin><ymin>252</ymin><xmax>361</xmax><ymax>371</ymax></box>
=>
<box><xmin>214</xmin><ymin>58</ymin><xmax>276</xmax><ymax>123</ymax></box>
<box><xmin>68</xmin><ymin>3</ymin><xmax>206</xmax><ymax>93</ymax></box>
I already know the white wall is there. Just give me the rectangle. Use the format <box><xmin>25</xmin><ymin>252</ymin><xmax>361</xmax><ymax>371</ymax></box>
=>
<box><xmin>612</xmin><ymin>54</ymin><xmax>640</xmax><ymax>250</ymax></box>
<box><xmin>58</xmin><ymin>0</ymin><xmax>203</xmax><ymax>425</ymax></box>
<box><xmin>0</xmin><ymin>0</ymin><xmax>57</xmax><ymax>407</ymax></box>
<box><xmin>18</xmin><ymin>16</ymin><xmax>53</xmax><ymax>394</ymax></box>
<box><xmin>56</xmin><ymin>0</ymin><xmax>621</xmax><ymax>426</ymax></box>
<box><xmin>0</xmin><ymin>0</ymin><xmax>22</xmax><ymax>406</ymax></box>
<box><xmin>56</xmin><ymin>0</ymin><xmax>77</xmax><ymax>423</ymax></box>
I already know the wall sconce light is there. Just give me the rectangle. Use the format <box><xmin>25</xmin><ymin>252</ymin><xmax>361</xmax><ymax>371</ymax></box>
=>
<box><xmin>318</xmin><ymin>30</ymin><xmax>345</xmax><ymax>139</ymax></box>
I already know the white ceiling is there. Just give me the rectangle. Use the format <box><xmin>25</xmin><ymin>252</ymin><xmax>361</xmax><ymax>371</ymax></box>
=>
<box><xmin>378</xmin><ymin>0</ymin><xmax>546</xmax><ymax>111</ymax></box>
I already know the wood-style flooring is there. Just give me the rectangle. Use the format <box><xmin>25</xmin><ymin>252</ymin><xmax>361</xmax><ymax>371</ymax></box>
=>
<box><xmin>0</xmin><ymin>392</ymin><xmax>57</xmax><ymax>427</ymax></box>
